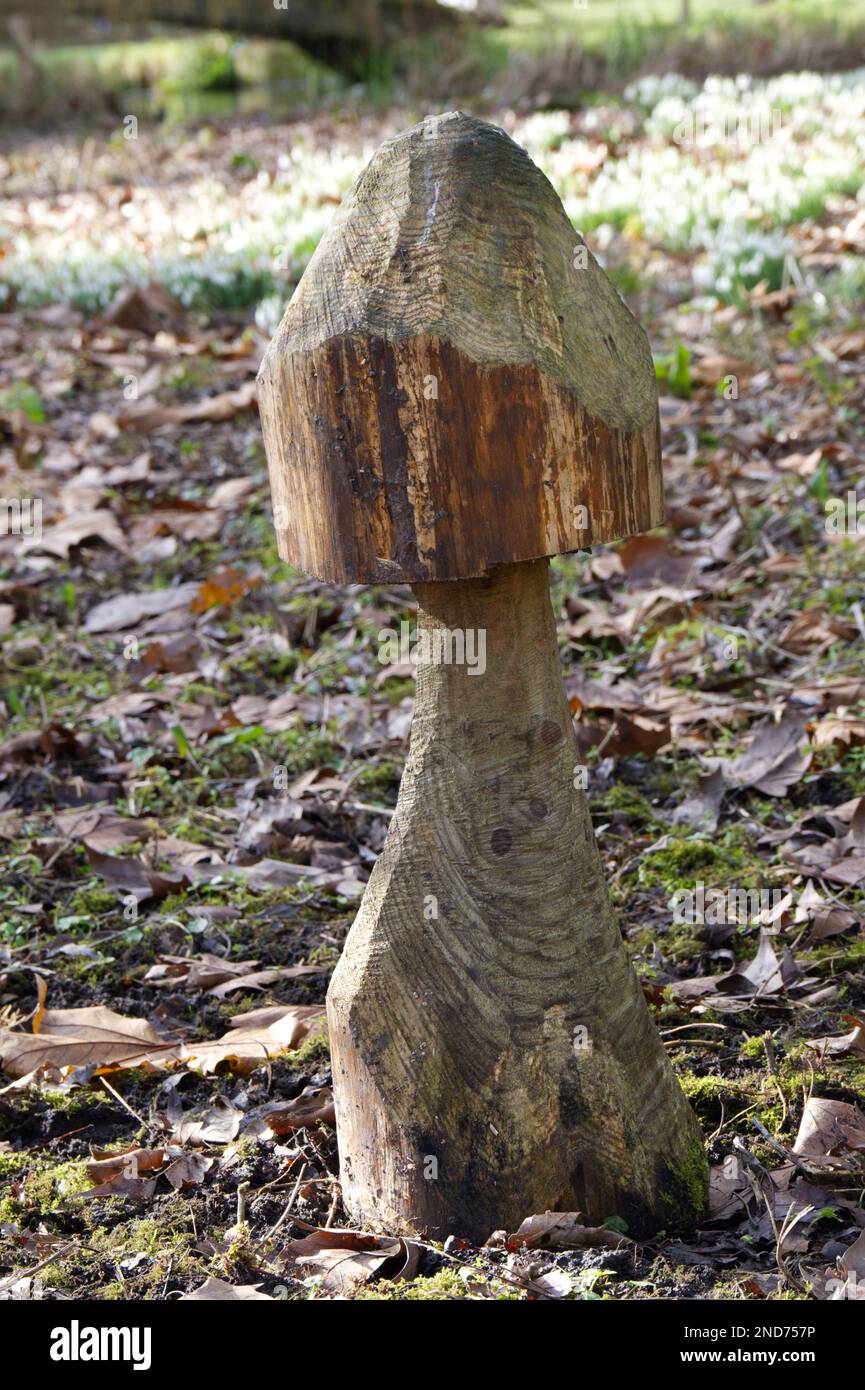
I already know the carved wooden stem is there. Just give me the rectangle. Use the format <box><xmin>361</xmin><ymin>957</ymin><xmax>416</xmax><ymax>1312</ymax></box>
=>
<box><xmin>327</xmin><ymin>559</ymin><xmax>704</xmax><ymax>1241</ymax></box>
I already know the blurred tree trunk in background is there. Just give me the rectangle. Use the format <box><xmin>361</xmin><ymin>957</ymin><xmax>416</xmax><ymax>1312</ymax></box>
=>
<box><xmin>0</xmin><ymin>0</ymin><xmax>476</xmax><ymax>60</ymax></box>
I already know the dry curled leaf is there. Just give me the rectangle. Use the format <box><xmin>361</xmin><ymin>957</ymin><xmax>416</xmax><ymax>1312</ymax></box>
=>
<box><xmin>92</xmin><ymin>281</ymin><xmax>187</xmax><ymax>336</ymax></box>
<box><xmin>86</xmin><ymin>1146</ymin><xmax>168</xmax><ymax>1185</ymax></box>
<box><xmin>506</xmin><ymin>1212</ymin><xmax>634</xmax><ymax>1252</ymax></box>
<box><xmin>179</xmin><ymin>1004</ymin><xmax>326</xmax><ymax>1076</ymax></box>
<box><xmin>809</xmin><ymin>713</ymin><xmax>865</xmax><ymax>751</ymax></box>
<box><xmin>191</xmin><ymin>565</ymin><xmax>260</xmax><ymax>614</ymax></box>
<box><xmin>722</xmin><ymin>716</ymin><xmax>810</xmax><ymax>797</ymax></box>
<box><xmin>84</xmin><ymin>847</ymin><xmax>192</xmax><ymax>905</ymax></box>
<box><xmin>0</xmin><ymin>999</ymin><xmax>325</xmax><ymax>1082</ymax></box>
<box><xmin>145</xmin><ymin>952</ymin><xmax>265</xmax><ymax>992</ymax></box>
<box><xmin>163</xmin><ymin>1093</ymin><xmax>243</xmax><ymax>1146</ymax></box>
<box><xmin>117</xmin><ymin>380</ymin><xmax>257</xmax><ymax>431</ymax></box>
<box><xmin>84</xmin><ymin>582</ymin><xmax>200</xmax><ymax>634</ymax></box>
<box><xmin>793</xmin><ymin>1096</ymin><xmax>865</xmax><ymax>1169</ymax></box>
<box><xmin>779</xmin><ymin>606</ymin><xmax>857</xmax><ymax>654</ymax></box>
<box><xmin>806</xmin><ymin>1017</ymin><xmax>865</xmax><ymax>1061</ymax></box>
<box><xmin>670</xmin><ymin>930</ymin><xmax>813</xmax><ymax>1008</ymax></box>
<box><xmin>260</xmin><ymin>1085</ymin><xmax>336</xmax><ymax>1136</ymax></box>
<box><xmin>163</xmin><ymin>1152</ymin><xmax>213</xmax><ymax>1191</ymax></box>
<box><xmin>145</xmin><ymin>953</ymin><xmax>323</xmax><ymax>998</ymax></box>
<box><xmin>282</xmin><ymin>1228</ymin><xmax>422</xmax><ymax>1296</ymax></box>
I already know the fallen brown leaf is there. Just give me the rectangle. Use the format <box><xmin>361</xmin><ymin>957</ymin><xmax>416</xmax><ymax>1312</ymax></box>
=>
<box><xmin>670</xmin><ymin>930</ymin><xmax>815</xmax><ymax>1008</ymax></box>
<box><xmin>84</xmin><ymin>582</ymin><xmax>200</xmax><ymax>634</ymax></box>
<box><xmin>163</xmin><ymin>1152</ymin><xmax>213</xmax><ymax>1191</ymax></box>
<box><xmin>810</xmin><ymin>713</ymin><xmax>865</xmax><ymax>751</ymax></box>
<box><xmin>506</xmin><ymin>1212</ymin><xmax>634</xmax><ymax>1251</ymax></box>
<box><xmin>22</xmin><ymin>509</ymin><xmax>128</xmax><ymax>560</ymax></box>
<box><xmin>84</xmin><ymin>846</ymin><xmax>192</xmax><ymax>905</ymax></box>
<box><xmin>0</xmin><ymin>1005</ymin><xmax>177</xmax><ymax>1080</ymax></box>
<box><xmin>0</xmin><ymin>998</ymin><xmax>324</xmax><ymax>1082</ymax></box>
<box><xmin>259</xmin><ymin>1085</ymin><xmax>336</xmax><ymax>1136</ymax></box>
<box><xmin>779</xmin><ymin>606</ymin><xmax>857</xmax><ymax>654</ymax></box>
<box><xmin>824</xmin><ymin>329</ymin><xmax>865</xmax><ymax>360</ymax></box>
<box><xmin>179</xmin><ymin>1004</ymin><xmax>326</xmax><ymax>1076</ymax></box>
<box><xmin>117</xmin><ymin>381</ymin><xmax>256</xmax><ymax>431</ymax></box>
<box><xmin>793</xmin><ymin>1096</ymin><xmax>865</xmax><ymax>1169</ymax></box>
<box><xmin>616</xmin><ymin>533</ymin><xmax>694</xmax><ymax>587</ymax></box>
<box><xmin>86</xmin><ymin>1146</ymin><xmax>167</xmax><ymax>1184</ymax></box>
<box><xmin>144</xmin><ymin>953</ymin><xmax>324</xmax><ymax>995</ymax></box>
<box><xmin>722</xmin><ymin>716</ymin><xmax>810</xmax><ymax>797</ymax></box>
<box><xmin>806</xmin><ymin>1017</ymin><xmax>865</xmax><ymax>1062</ymax></box>
<box><xmin>181</xmin><ymin>1277</ymin><xmax>274</xmax><ymax>1301</ymax></box>
<box><xmin>281</xmin><ymin>1228</ymin><xmax>422</xmax><ymax>1296</ymax></box>
<box><xmin>191</xmin><ymin>565</ymin><xmax>260</xmax><ymax>614</ymax></box>
<box><xmin>0</xmin><ymin>723</ymin><xmax>93</xmax><ymax>768</ymax></box>
<box><xmin>162</xmin><ymin>1093</ymin><xmax>243</xmax><ymax>1146</ymax></box>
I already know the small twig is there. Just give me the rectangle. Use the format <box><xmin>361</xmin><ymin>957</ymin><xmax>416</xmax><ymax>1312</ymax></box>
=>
<box><xmin>814</xmin><ymin>880</ymin><xmax>861</xmax><ymax>914</ymax></box>
<box><xmin>0</xmin><ymin>1242</ymin><xmax>80</xmax><ymax>1291</ymax></box>
<box><xmin>50</xmin><ymin>1123</ymin><xmax>93</xmax><ymax>1144</ymax></box>
<box><xmin>333</xmin><ymin>767</ymin><xmax>365</xmax><ymax>809</ymax></box>
<box><xmin>732</xmin><ymin>1135</ymin><xmax>775</xmax><ymax>1199</ymax></box>
<box><xmin>734</xmin><ymin>1132</ymin><xmax>813</xmax><ymax>1292</ymax></box>
<box><xmin>594</xmin><ymin>721</ymin><xmax>619</xmax><ymax>758</ymax></box>
<box><xmin>250</xmin><ymin>1158</ymin><xmax>306</xmax><ymax>1205</ymax></box>
<box><xmin>100</xmin><ymin>1076</ymin><xmax>148</xmax><ymax>1129</ymax></box>
<box><xmin>774</xmin><ymin>1201</ymin><xmax>814</xmax><ymax>1295</ymax></box>
<box><xmin>324</xmin><ymin>1178</ymin><xmax>340</xmax><ymax>1230</ymax></box>
<box><xmin>751</xmin><ymin>1116</ymin><xmax>795</xmax><ymax>1166</ymax></box>
<box><xmin>608</xmin><ymin>853</ymin><xmax>641</xmax><ymax>885</ymax></box>
<box><xmin>709</xmin><ymin>1096</ymin><xmax>767</xmax><ymax>1146</ymax></box>
<box><xmin>762</xmin><ymin>1034</ymin><xmax>788</xmax><ymax>1132</ymax></box>
<box><xmin>267</xmin><ymin>1162</ymin><xmax>309</xmax><ymax>1240</ymax></box>
<box><xmin>341</xmin><ymin>800</ymin><xmax>395</xmax><ymax>818</ymax></box>
<box><xmin>236</xmin><ymin>1181</ymin><xmax>251</xmax><ymax>1229</ymax></box>
<box><xmin>659</xmin><ymin>1023</ymin><xmax>730</xmax><ymax>1036</ymax></box>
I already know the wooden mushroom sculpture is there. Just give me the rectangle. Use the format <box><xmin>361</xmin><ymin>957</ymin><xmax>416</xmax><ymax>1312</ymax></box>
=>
<box><xmin>258</xmin><ymin>112</ymin><xmax>706</xmax><ymax>1241</ymax></box>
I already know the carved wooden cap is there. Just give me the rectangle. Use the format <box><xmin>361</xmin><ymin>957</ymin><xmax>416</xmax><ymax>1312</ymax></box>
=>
<box><xmin>257</xmin><ymin>111</ymin><xmax>663</xmax><ymax>584</ymax></box>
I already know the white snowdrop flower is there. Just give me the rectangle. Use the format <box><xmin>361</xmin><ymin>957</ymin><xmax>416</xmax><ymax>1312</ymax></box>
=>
<box><xmin>254</xmin><ymin>293</ymin><xmax>287</xmax><ymax>334</ymax></box>
<box><xmin>515</xmin><ymin>110</ymin><xmax>572</xmax><ymax>153</ymax></box>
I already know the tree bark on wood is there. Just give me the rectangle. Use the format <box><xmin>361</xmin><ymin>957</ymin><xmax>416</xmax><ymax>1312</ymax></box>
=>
<box><xmin>328</xmin><ymin>559</ymin><xmax>705</xmax><ymax>1241</ymax></box>
<box><xmin>259</xmin><ymin>112</ymin><xmax>705</xmax><ymax>1240</ymax></box>
<box><xmin>258</xmin><ymin>113</ymin><xmax>663</xmax><ymax>585</ymax></box>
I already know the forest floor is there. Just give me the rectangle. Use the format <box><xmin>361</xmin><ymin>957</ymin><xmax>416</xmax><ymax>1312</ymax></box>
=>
<box><xmin>0</xmin><ymin>76</ymin><xmax>864</xmax><ymax>1301</ymax></box>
